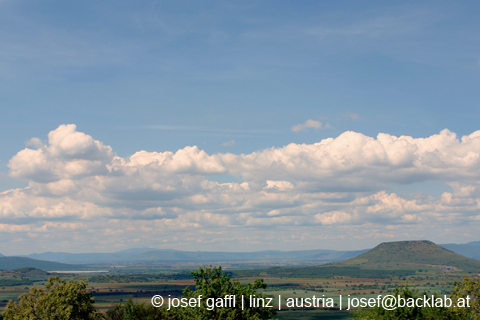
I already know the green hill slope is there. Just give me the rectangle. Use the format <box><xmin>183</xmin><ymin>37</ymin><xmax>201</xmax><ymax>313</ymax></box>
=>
<box><xmin>338</xmin><ymin>240</ymin><xmax>480</xmax><ymax>272</ymax></box>
<box><xmin>0</xmin><ymin>257</ymin><xmax>84</xmax><ymax>271</ymax></box>
<box><xmin>13</xmin><ymin>267</ymin><xmax>49</xmax><ymax>275</ymax></box>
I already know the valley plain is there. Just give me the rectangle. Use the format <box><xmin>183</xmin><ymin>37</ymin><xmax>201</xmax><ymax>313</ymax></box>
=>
<box><xmin>1</xmin><ymin>240</ymin><xmax>479</xmax><ymax>319</ymax></box>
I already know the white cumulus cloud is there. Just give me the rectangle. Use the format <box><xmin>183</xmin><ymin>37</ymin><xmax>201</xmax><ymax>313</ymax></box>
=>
<box><xmin>3</xmin><ymin>124</ymin><xmax>480</xmax><ymax>254</ymax></box>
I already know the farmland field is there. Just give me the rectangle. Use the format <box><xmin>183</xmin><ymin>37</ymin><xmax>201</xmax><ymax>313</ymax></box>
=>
<box><xmin>0</xmin><ymin>263</ymin><xmax>470</xmax><ymax>318</ymax></box>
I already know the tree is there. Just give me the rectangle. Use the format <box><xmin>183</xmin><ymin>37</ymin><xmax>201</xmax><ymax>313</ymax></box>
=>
<box><xmin>353</xmin><ymin>284</ymin><xmax>455</xmax><ymax>320</ymax></box>
<box><xmin>3</xmin><ymin>276</ymin><xmax>99</xmax><ymax>320</ymax></box>
<box><xmin>450</xmin><ymin>275</ymin><xmax>480</xmax><ymax>320</ymax></box>
<box><xmin>104</xmin><ymin>298</ymin><xmax>174</xmax><ymax>320</ymax></box>
<box><xmin>176</xmin><ymin>266</ymin><xmax>276</xmax><ymax>320</ymax></box>
<box><xmin>105</xmin><ymin>266</ymin><xmax>275</xmax><ymax>320</ymax></box>
<box><xmin>354</xmin><ymin>275</ymin><xmax>480</xmax><ymax>320</ymax></box>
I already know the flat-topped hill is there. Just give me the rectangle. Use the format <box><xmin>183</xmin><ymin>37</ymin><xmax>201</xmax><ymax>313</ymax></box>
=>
<box><xmin>338</xmin><ymin>240</ymin><xmax>480</xmax><ymax>272</ymax></box>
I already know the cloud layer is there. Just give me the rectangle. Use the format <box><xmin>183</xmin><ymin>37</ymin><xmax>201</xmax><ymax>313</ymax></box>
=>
<box><xmin>2</xmin><ymin>124</ymin><xmax>480</xmax><ymax>254</ymax></box>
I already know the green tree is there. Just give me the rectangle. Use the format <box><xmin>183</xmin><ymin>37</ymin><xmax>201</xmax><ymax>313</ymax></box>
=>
<box><xmin>353</xmin><ymin>284</ymin><xmax>455</xmax><ymax>320</ymax></box>
<box><xmin>176</xmin><ymin>266</ymin><xmax>275</xmax><ymax>320</ymax></box>
<box><xmin>450</xmin><ymin>275</ymin><xmax>480</xmax><ymax>319</ymax></box>
<box><xmin>105</xmin><ymin>266</ymin><xmax>274</xmax><ymax>320</ymax></box>
<box><xmin>104</xmin><ymin>298</ymin><xmax>174</xmax><ymax>320</ymax></box>
<box><xmin>3</xmin><ymin>276</ymin><xmax>99</xmax><ymax>320</ymax></box>
<box><xmin>354</xmin><ymin>276</ymin><xmax>480</xmax><ymax>320</ymax></box>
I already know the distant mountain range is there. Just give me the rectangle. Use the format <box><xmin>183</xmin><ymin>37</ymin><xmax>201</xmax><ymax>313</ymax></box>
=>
<box><xmin>440</xmin><ymin>243</ymin><xmax>480</xmax><ymax>260</ymax></box>
<box><xmin>234</xmin><ymin>240</ymin><xmax>480</xmax><ymax>279</ymax></box>
<box><xmin>466</xmin><ymin>241</ymin><xmax>480</xmax><ymax>247</ymax></box>
<box><xmin>0</xmin><ymin>257</ymin><xmax>85</xmax><ymax>271</ymax></box>
<box><xmin>0</xmin><ymin>240</ymin><xmax>478</xmax><ymax>266</ymax></box>
<box><xmin>2</xmin><ymin>241</ymin><xmax>477</xmax><ymax>281</ymax></box>
<box><xmin>16</xmin><ymin>248</ymin><xmax>369</xmax><ymax>264</ymax></box>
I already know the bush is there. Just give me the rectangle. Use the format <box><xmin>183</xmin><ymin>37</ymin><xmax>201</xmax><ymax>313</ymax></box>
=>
<box><xmin>105</xmin><ymin>266</ymin><xmax>275</xmax><ymax>320</ymax></box>
<box><xmin>450</xmin><ymin>275</ymin><xmax>480</xmax><ymax>320</ymax></box>
<box><xmin>353</xmin><ymin>284</ymin><xmax>455</xmax><ymax>320</ymax></box>
<box><xmin>3</xmin><ymin>277</ymin><xmax>99</xmax><ymax>320</ymax></box>
<box><xmin>104</xmin><ymin>299</ymin><xmax>175</xmax><ymax>320</ymax></box>
<box><xmin>177</xmin><ymin>266</ymin><xmax>276</xmax><ymax>320</ymax></box>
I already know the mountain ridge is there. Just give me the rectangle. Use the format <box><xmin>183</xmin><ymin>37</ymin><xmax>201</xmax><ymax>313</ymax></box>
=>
<box><xmin>0</xmin><ymin>257</ymin><xmax>85</xmax><ymax>271</ymax></box>
<box><xmin>20</xmin><ymin>248</ymin><xmax>369</xmax><ymax>264</ymax></box>
<box><xmin>8</xmin><ymin>240</ymin><xmax>480</xmax><ymax>264</ymax></box>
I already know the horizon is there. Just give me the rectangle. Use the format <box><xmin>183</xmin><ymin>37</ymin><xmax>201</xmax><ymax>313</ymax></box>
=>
<box><xmin>2</xmin><ymin>238</ymin><xmax>478</xmax><ymax>257</ymax></box>
<box><xmin>1</xmin><ymin>1</ymin><xmax>480</xmax><ymax>255</ymax></box>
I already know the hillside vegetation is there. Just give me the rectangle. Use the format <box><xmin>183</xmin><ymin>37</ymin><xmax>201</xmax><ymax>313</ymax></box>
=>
<box><xmin>234</xmin><ymin>240</ymin><xmax>480</xmax><ymax>279</ymax></box>
<box><xmin>0</xmin><ymin>257</ymin><xmax>84</xmax><ymax>271</ymax></box>
<box><xmin>338</xmin><ymin>240</ymin><xmax>480</xmax><ymax>272</ymax></box>
<box><xmin>234</xmin><ymin>265</ymin><xmax>414</xmax><ymax>279</ymax></box>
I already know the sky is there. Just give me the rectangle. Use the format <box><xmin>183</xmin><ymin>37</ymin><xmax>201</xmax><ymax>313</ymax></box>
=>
<box><xmin>1</xmin><ymin>0</ymin><xmax>480</xmax><ymax>255</ymax></box>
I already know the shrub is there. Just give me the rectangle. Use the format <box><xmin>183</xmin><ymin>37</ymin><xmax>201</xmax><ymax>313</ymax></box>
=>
<box><xmin>3</xmin><ymin>277</ymin><xmax>99</xmax><ymax>320</ymax></box>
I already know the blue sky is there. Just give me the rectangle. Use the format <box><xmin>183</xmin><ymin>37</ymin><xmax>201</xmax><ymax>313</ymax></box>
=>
<box><xmin>1</xmin><ymin>0</ymin><xmax>480</xmax><ymax>255</ymax></box>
